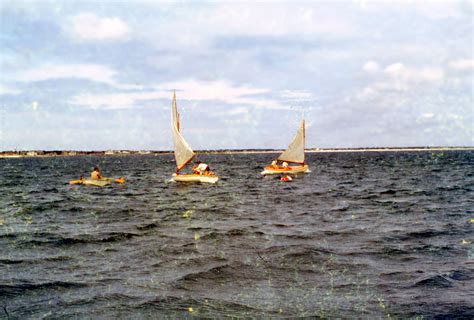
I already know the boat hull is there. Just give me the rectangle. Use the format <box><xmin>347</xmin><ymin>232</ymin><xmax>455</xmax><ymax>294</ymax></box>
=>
<box><xmin>170</xmin><ymin>173</ymin><xmax>219</xmax><ymax>184</ymax></box>
<box><xmin>261</xmin><ymin>165</ymin><xmax>310</xmax><ymax>175</ymax></box>
<box><xmin>82</xmin><ymin>179</ymin><xmax>112</xmax><ymax>186</ymax></box>
<box><xmin>69</xmin><ymin>176</ymin><xmax>123</xmax><ymax>185</ymax></box>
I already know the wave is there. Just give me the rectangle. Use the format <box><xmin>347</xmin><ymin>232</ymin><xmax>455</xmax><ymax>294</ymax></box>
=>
<box><xmin>413</xmin><ymin>274</ymin><xmax>453</xmax><ymax>288</ymax></box>
<box><xmin>136</xmin><ymin>296</ymin><xmax>266</xmax><ymax>316</ymax></box>
<box><xmin>198</xmin><ymin>228</ymin><xmax>259</xmax><ymax>240</ymax></box>
<box><xmin>136</xmin><ymin>222</ymin><xmax>159</xmax><ymax>231</ymax></box>
<box><xmin>6</xmin><ymin>231</ymin><xmax>140</xmax><ymax>246</ymax></box>
<box><xmin>177</xmin><ymin>264</ymin><xmax>232</xmax><ymax>283</ymax></box>
<box><xmin>445</xmin><ymin>269</ymin><xmax>473</xmax><ymax>281</ymax></box>
<box><xmin>392</xmin><ymin>302</ymin><xmax>474</xmax><ymax>319</ymax></box>
<box><xmin>379</xmin><ymin>189</ymin><xmax>398</xmax><ymax>195</ymax></box>
<box><xmin>58</xmin><ymin>292</ymin><xmax>140</xmax><ymax>307</ymax></box>
<box><xmin>0</xmin><ymin>255</ymin><xmax>71</xmax><ymax>265</ymax></box>
<box><xmin>383</xmin><ymin>227</ymin><xmax>464</xmax><ymax>241</ymax></box>
<box><xmin>0</xmin><ymin>281</ymin><xmax>87</xmax><ymax>297</ymax></box>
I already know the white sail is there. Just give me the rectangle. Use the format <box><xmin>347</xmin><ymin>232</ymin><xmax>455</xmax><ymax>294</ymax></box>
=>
<box><xmin>171</xmin><ymin>91</ymin><xmax>195</xmax><ymax>171</ymax></box>
<box><xmin>277</xmin><ymin>119</ymin><xmax>305</xmax><ymax>164</ymax></box>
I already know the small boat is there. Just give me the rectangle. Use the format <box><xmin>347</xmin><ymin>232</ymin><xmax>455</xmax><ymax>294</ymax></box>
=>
<box><xmin>169</xmin><ymin>91</ymin><xmax>219</xmax><ymax>184</ymax></box>
<box><xmin>69</xmin><ymin>177</ymin><xmax>125</xmax><ymax>186</ymax></box>
<box><xmin>82</xmin><ymin>179</ymin><xmax>112</xmax><ymax>187</ymax></box>
<box><xmin>261</xmin><ymin>119</ymin><xmax>310</xmax><ymax>175</ymax></box>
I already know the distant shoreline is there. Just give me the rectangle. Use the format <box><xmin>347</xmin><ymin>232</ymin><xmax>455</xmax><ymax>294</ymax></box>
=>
<box><xmin>0</xmin><ymin>147</ymin><xmax>472</xmax><ymax>158</ymax></box>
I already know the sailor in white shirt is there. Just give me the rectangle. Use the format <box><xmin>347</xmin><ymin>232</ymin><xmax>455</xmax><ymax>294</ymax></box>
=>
<box><xmin>192</xmin><ymin>161</ymin><xmax>210</xmax><ymax>175</ymax></box>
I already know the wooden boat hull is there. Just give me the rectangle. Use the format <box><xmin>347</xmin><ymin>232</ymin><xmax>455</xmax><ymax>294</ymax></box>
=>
<box><xmin>82</xmin><ymin>179</ymin><xmax>112</xmax><ymax>187</ymax></box>
<box><xmin>170</xmin><ymin>173</ymin><xmax>219</xmax><ymax>184</ymax></box>
<box><xmin>69</xmin><ymin>177</ymin><xmax>115</xmax><ymax>186</ymax></box>
<box><xmin>261</xmin><ymin>165</ymin><xmax>310</xmax><ymax>175</ymax></box>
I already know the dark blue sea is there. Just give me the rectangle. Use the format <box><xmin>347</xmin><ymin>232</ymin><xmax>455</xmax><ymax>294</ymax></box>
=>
<box><xmin>1</xmin><ymin>151</ymin><xmax>473</xmax><ymax>318</ymax></box>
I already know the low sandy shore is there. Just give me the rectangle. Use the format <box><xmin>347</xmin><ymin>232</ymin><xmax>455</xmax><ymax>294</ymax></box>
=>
<box><xmin>204</xmin><ymin>147</ymin><xmax>473</xmax><ymax>154</ymax></box>
<box><xmin>1</xmin><ymin>147</ymin><xmax>472</xmax><ymax>158</ymax></box>
<box><xmin>307</xmin><ymin>147</ymin><xmax>474</xmax><ymax>153</ymax></box>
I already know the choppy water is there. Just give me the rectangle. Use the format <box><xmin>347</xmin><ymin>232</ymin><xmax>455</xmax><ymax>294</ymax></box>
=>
<box><xmin>1</xmin><ymin>151</ymin><xmax>473</xmax><ymax>318</ymax></box>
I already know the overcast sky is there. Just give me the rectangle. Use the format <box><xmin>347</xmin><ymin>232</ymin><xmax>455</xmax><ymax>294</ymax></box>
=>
<box><xmin>1</xmin><ymin>0</ymin><xmax>472</xmax><ymax>151</ymax></box>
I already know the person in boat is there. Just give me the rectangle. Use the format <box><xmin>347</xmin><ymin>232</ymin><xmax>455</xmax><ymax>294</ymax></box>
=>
<box><xmin>91</xmin><ymin>167</ymin><xmax>101</xmax><ymax>180</ymax></box>
<box><xmin>270</xmin><ymin>160</ymin><xmax>279</xmax><ymax>169</ymax></box>
<box><xmin>282</xmin><ymin>161</ymin><xmax>289</xmax><ymax>168</ymax></box>
<box><xmin>192</xmin><ymin>161</ymin><xmax>210</xmax><ymax>175</ymax></box>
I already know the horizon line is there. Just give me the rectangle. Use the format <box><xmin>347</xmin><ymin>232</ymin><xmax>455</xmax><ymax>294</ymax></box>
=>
<box><xmin>1</xmin><ymin>146</ymin><xmax>473</xmax><ymax>154</ymax></box>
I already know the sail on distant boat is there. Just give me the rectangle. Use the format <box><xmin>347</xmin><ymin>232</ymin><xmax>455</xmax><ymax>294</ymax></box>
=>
<box><xmin>171</xmin><ymin>91</ymin><xmax>195</xmax><ymax>172</ymax></box>
<box><xmin>170</xmin><ymin>91</ymin><xmax>219</xmax><ymax>184</ymax></box>
<box><xmin>261</xmin><ymin>119</ymin><xmax>310</xmax><ymax>175</ymax></box>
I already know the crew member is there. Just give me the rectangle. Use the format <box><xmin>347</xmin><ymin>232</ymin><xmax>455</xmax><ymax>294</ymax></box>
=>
<box><xmin>270</xmin><ymin>160</ymin><xmax>278</xmax><ymax>168</ymax></box>
<box><xmin>192</xmin><ymin>161</ymin><xmax>210</xmax><ymax>175</ymax></box>
<box><xmin>91</xmin><ymin>167</ymin><xmax>101</xmax><ymax>180</ymax></box>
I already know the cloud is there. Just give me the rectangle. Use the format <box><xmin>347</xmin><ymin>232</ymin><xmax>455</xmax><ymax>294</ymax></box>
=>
<box><xmin>207</xmin><ymin>4</ymin><xmax>355</xmax><ymax>37</ymax></box>
<box><xmin>384</xmin><ymin>63</ymin><xmax>444</xmax><ymax>83</ymax></box>
<box><xmin>16</xmin><ymin>64</ymin><xmax>116</xmax><ymax>84</ymax></box>
<box><xmin>14</xmin><ymin>64</ymin><xmax>141</xmax><ymax>90</ymax></box>
<box><xmin>281</xmin><ymin>90</ymin><xmax>314</xmax><ymax>101</ymax></box>
<box><xmin>140</xmin><ymin>3</ymin><xmax>356</xmax><ymax>51</ymax></box>
<box><xmin>226</xmin><ymin>106</ymin><xmax>249</xmax><ymax>116</ymax></box>
<box><xmin>70</xmin><ymin>91</ymin><xmax>168</xmax><ymax>109</ymax></box>
<box><xmin>449</xmin><ymin>59</ymin><xmax>474</xmax><ymax>70</ymax></box>
<box><xmin>356</xmin><ymin>1</ymin><xmax>464</xmax><ymax>20</ymax></box>
<box><xmin>66</xmin><ymin>13</ymin><xmax>130</xmax><ymax>42</ymax></box>
<box><xmin>0</xmin><ymin>85</ymin><xmax>22</xmax><ymax>95</ymax></box>
<box><xmin>362</xmin><ymin>61</ymin><xmax>379</xmax><ymax>74</ymax></box>
<box><xmin>159</xmin><ymin>79</ymin><xmax>285</xmax><ymax>109</ymax></box>
<box><xmin>357</xmin><ymin>62</ymin><xmax>446</xmax><ymax>100</ymax></box>
<box><xmin>384</xmin><ymin>62</ymin><xmax>404</xmax><ymax>75</ymax></box>
<box><xmin>70</xmin><ymin>79</ymin><xmax>284</xmax><ymax>110</ymax></box>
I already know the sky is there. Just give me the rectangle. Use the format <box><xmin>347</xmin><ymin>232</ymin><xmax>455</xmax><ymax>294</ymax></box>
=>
<box><xmin>0</xmin><ymin>0</ymin><xmax>473</xmax><ymax>151</ymax></box>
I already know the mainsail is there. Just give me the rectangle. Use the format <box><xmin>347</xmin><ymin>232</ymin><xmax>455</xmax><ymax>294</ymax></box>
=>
<box><xmin>277</xmin><ymin>119</ymin><xmax>305</xmax><ymax>164</ymax></box>
<box><xmin>171</xmin><ymin>91</ymin><xmax>195</xmax><ymax>171</ymax></box>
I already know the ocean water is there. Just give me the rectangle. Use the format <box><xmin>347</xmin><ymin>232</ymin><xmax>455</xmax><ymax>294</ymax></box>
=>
<box><xmin>0</xmin><ymin>151</ymin><xmax>473</xmax><ymax>318</ymax></box>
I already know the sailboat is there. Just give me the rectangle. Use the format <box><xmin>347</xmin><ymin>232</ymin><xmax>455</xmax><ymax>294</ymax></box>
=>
<box><xmin>261</xmin><ymin>119</ymin><xmax>310</xmax><ymax>175</ymax></box>
<box><xmin>169</xmin><ymin>91</ymin><xmax>219</xmax><ymax>184</ymax></box>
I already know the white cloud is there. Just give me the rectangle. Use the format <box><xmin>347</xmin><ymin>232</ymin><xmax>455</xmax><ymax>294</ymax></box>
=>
<box><xmin>70</xmin><ymin>79</ymin><xmax>284</xmax><ymax>110</ymax></box>
<box><xmin>70</xmin><ymin>91</ymin><xmax>168</xmax><ymax>109</ymax></box>
<box><xmin>410</xmin><ymin>1</ymin><xmax>464</xmax><ymax>20</ymax></box>
<box><xmin>158</xmin><ymin>79</ymin><xmax>284</xmax><ymax>109</ymax></box>
<box><xmin>449</xmin><ymin>59</ymin><xmax>474</xmax><ymax>70</ymax></box>
<box><xmin>362</xmin><ymin>60</ymin><xmax>379</xmax><ymax>74</ymax></box>
<box><xmin>357</xmin><ymin>63</ymin><xmax>446</xmax><ymax>100</ymax></box>
<box><xmin>281</xmin><ymin>90</ymin><xmax>314</xmax><ymax>101</ymax></box>
<box><xmin>357</xmin><ymin>86</ymin><xmax>377</xmax><ymax>99</ymax></box>
<box><xmin>141</xmin><ymin>3</ymin><xmax>356</xmax><ymax>51</ymax></box>
<box><xmin>357</xmin><ymin>1</ymin><xmax>463</xmax><ymax>20</ymax></box>
<box><xmin>17</xmin><ymin>64</ymin><xmax>117</xmax><ymax>84</ymax></box>
<box><xmin>226</xmin><ymin>107</ymin><xmax>250</xmax><ymax>116</ymax></box>
<box><xmin>384</xmin><ymin>63</ymin><xmax>444</xmax><ymax>83</ymax></box>
<box><xmin>67</xmin><ymin>13</ymin><xmax>130</xmax><ymax>42</ymax></box>
<box><xmin>15</xmin><ymin>64</ymin><xmax>141</xmax><ymax>90</ymax></box>
<box><xmin>384</xmin><ymin>63</ymin><xmax>404</xmax><ymax>75</ymax></box>
<box><xmin>0</xmin><ymin>85</ymin><xmax>22</xmax><ymax>95</ymax></box>
<box><xmin>206</xmin><ymin>4</ymin><xmax>355</xmax><ymax>37</ymax></box>
<box><xmin>159</xmin><ymin>79</ymin><xmax>267</xmax><ymax>100</ymax></box>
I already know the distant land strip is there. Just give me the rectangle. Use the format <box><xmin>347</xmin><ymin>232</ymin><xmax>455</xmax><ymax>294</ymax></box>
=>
<box><xmin>0</xmin><ymin>147</ymin><xmax>473</xmax><ymax>158</ymax></box>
